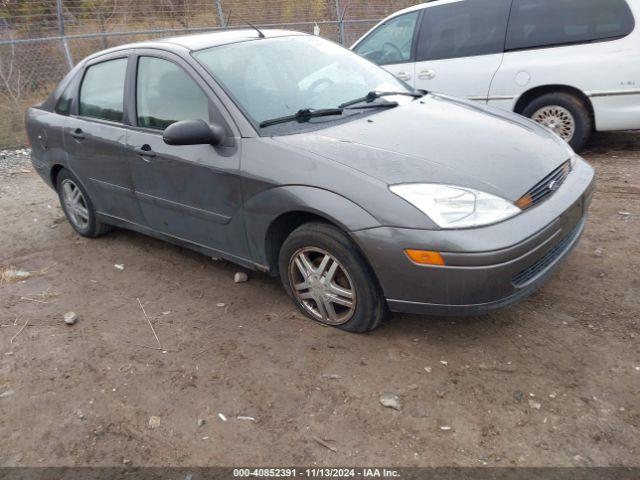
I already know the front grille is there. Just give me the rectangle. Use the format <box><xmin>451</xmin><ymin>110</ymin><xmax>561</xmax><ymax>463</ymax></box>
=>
<box><xmin>512</xmin><ymin>222</ymin><xmax>582</xmax><ymax>287</ymax></box>
<box><xmin>516</xmin><ymin>160</ymin><xmax>572</xmax><ymax>210</ymax></box>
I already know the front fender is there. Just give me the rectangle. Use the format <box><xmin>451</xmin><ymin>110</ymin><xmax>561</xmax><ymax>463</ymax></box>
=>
<box><xmin>243</xmin><ymin>185</ymin><xmax>381</xmax><ymax>268</ymax></box>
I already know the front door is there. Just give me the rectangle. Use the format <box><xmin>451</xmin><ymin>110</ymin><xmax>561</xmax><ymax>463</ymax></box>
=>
<box><xmin>352</xmin><ymin>11</ymin><xmax>421</xmax><ymax>87</ymax></box>
<box><xmin>64</xmin><ymin>53</ymin><xmax>141</xmax><ymax>223</ymax></box>
<box><xmin>125</xmin><ymin>52</ymin><xmax>247</xmax><ymax>260</ymax></box>
<box><xmin>412</xmin><ymin>0</ymin><xmax>511</xmax><ymax>101</ymax></box>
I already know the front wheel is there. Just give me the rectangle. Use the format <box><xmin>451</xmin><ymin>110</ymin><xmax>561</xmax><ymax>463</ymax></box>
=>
<box><xmin>522</xmin><ymin>92</ymin><xmax>592</xmax><ymax>152</ymax></box>
<box><xmin>279</xmin><ymin>222</ymin><xmax>388</xmax><ymax>333</ymax></box>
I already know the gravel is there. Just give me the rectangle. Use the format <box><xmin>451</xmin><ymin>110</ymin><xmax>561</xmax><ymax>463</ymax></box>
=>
<box><xmin>0</xmin><ymin>149</ymin><xmax>31</xmax><ymax>174</ymax></box>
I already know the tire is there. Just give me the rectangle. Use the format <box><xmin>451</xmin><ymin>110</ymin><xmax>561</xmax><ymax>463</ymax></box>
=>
<box><xmin>56</xmin><ymin>168</ymin><xmax>112</xmax><ymax>238</ymax></box>
<box><xmin>522</xmin><ymin>92</ymin><xmax>592</xmax><ymax>152</ymax></box>
<box><xmin>279</xmin><ymin>222</ymin><xmax>388</xmax><ymax>333</ymax></box>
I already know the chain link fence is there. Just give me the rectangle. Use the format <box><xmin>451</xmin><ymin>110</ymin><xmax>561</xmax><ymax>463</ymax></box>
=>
<box><xmin>0</xmin><ymin>0</ymin><xmax>423</xmax><ymax>148</ymax></box>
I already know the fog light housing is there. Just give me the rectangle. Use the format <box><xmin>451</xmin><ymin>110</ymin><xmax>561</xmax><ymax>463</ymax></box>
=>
<box><xmin>405</xmin><ymin>249</ymin><xmax>445</xmax><ymax>266</ymax></box>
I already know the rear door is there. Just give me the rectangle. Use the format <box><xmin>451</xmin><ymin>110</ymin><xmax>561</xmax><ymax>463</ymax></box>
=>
<box><xmin>489</xmin><ymin>0</ymin><xmax>638</xmax><ymax>119</ymax></box>
<box><xmin>124</xmin><ymin>50</ymin><xmax>247</xmax><ymax>259</ymax></box>
<box><xmin>64</xmin><ymin>52</ymin><xmax>142</xmax><ymax>223</ymax></box>
<box><xmin>352</xmin><ymin>11</ymin><xmax>421</xmax><ymax>86</ymax></box>
<box><xmin>412</xmin><ymin>0</ymin><xmax>511</xmax><ymax>100</ymax></box>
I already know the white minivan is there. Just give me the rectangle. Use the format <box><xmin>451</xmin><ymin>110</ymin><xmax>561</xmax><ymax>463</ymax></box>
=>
<box><xmin>351</xmin><ymin>0</ymin><xmax>640</xmax><ymax>151</ymax></box>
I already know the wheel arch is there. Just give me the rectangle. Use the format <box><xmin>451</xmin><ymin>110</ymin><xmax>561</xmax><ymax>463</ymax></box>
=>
<box><xmin>263</xmin><ymin>209</ymin><xmax>387</xmax><ymax>315</ymax></box>
<box><xmin>243</xmin><ymin>185</ymin><xmax>381</xmax><ymax>275</ymax></box>
<box><xmin>265</xmin><ymin>210</ymin><xmax>340</xmax><ymax>276</ymax></box>
<box><xmin>514</xmin><ymin>84</ymin><xmax>595</xmax><ymax>119</ymax></box>
<box><xmin>50</xmin><ymin>163</ymin><xmax>65</xmax><ymax>187</ymax></box>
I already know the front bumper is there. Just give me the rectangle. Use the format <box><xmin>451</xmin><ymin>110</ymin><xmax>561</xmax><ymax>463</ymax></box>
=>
<box><xmin>352</xmin><ymin>158</ymin><xmax>595</xmax><ymax>316</ymax></box>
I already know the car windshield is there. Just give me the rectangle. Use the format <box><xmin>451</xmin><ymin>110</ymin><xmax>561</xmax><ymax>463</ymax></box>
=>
<box><xmin>194</xmin><ymin>35</ymin><xmax>414</xmax><ymax>130</ymax></box>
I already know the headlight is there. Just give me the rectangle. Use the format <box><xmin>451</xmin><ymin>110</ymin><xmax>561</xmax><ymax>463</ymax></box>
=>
<box><xmin>390</xmin><ymin>184</ymin><xmax>521</xmax><ymax>229</ymax></box>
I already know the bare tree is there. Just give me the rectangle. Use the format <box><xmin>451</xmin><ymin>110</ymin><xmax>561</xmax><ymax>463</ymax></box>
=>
<box><xmin>0</xmin><ymin>37</ymin><xmax>23</xmax><ymax>115</ymax></box>
<box><xmin>162</xmin><ymin>0</ymin><xmax>190</xmax><ymax>29</ymax></box>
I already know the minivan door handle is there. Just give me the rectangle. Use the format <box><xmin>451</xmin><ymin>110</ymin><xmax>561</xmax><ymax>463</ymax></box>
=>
<box><xmin>395</xmin><ymin>71</ymin><xmax>412</xmax><ymax>82</ymax></box>
<box><xmin>71</xmin><ymin>128</ymin><xmax>85</xmax><ymax>140</ymax></box>
<box><xmin>134</xmin><ymin>145</ymin><xmax>156</xmax><ymax>160</ymax></box>
<box><xmin>418</xmin><ymin>69</ymin><xmax>437</xmax><ymax>80</ymax></box>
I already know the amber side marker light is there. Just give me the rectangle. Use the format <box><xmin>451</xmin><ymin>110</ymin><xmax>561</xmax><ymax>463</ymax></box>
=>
<box><xmin>405</xmin><ymin>249</ymin><xmax>446</xmax><ymax>266</ymax></box>
<box><xmin>516</xmin><ymin>194</ymin><xmax>533</xmax><ymax>210</ymax></box>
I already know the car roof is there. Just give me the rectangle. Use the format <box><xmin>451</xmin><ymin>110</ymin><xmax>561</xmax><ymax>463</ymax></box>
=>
<box><xmin>85</xmin><ymin>28</ymin><xmax>308</xmax><ymax>61</ymax></box>
<box><xmin>159</xmin><ymin>28</ymin><xmax>307</xmax><ymax>50</ymax></box>
<box><xmin>382</xmin><ymin>0</ymin><xmax>462</xmax><ymax>18</ymax></box>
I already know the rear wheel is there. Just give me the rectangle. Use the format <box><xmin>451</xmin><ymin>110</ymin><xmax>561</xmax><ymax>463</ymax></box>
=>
<box><xmin>279</xmin><ymin>222</ymin><xmax>388</xmax><ymax>333</ymax></box>
<box><xmin>56</xmin><ymin>168</ymin><xmax>111</xmax><ymax>238</ymax></box>
<box><xmin>522</xmin><ymin>92</ymin><xmax>592</xmax><ymax>152</ymax></box>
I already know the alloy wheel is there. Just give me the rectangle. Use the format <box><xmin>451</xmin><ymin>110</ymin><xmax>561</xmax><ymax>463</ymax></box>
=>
<box><xmin>61</xmin><ymin>179</ymin><xmax>90</xmax><ymax>230</ymax></box>
<box><xmin>288</xmin><ymin>247</ymin><xmax>356</xmax><ymax>325</ymax></box>
<box><xmin>531</xmin><ymin>105</ymin><xmax>576</xmax><ymax>141</ymax></box>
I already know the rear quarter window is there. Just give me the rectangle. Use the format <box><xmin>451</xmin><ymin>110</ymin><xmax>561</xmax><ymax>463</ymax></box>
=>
<box><xmin>55</xmin><ymin>81</ymin><xmax>75</xmax><ymax>116</ymax></box>
<box><xmin>506</xmin><ymin>0</ymin><xmax>635</xmax><ymax>50</ymax></box>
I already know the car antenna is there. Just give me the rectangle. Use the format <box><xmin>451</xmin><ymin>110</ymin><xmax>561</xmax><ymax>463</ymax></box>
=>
<box><xmin>245</xmin><ymin>20</ymin><xmax>266</xmax><ymax>38</ymax></box>
<box><xmin>220</xmin><ymin>10</ymin><xmax>265</xmax><ymax>38</ymax></box>
<box><xmin>230</xmin><ymin>12</ymin><xmax>265</xmax><ymax>38</ymax></box>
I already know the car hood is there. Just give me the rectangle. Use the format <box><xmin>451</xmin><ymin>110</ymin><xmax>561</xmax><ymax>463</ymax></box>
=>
<box><xmin>273</xmin><ymin>94</ymin><xmax>573</xmax><ymax>201</ymax></box>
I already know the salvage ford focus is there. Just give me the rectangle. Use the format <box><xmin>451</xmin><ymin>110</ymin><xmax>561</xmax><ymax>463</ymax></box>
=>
<box><xmin>26</xmin><ymin>30</ymin><xmax>594</xmax><ymax>332</ymax></box>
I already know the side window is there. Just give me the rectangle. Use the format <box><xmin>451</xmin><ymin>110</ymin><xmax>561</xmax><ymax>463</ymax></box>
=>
<box><xmin>416</xmin><ymin>0</ymin><xmax>511</xmax><ymax>61</ymax></box>
<box><xmin>506</xmin><ymin>0</ymin><xmax>635</xmax><ymax>50</ymax></box>
<box><xmin>353</xmin><ymin>12</ymin><xmax>419</xmax><ymax>65</ymax></box>
<box><xmin>136</xmin><ymin>56</ymin><xmax>210</xmax><ymax>130</ymax></box>
<box><xmin>79</xmin><ymin>58</ymin><xmax>127</xmax><ymax>122</ymax></box>
<box><xmin>55</xmin><ymin>81</ymin><xmax>75</xmax><ymax>116</ymax></box>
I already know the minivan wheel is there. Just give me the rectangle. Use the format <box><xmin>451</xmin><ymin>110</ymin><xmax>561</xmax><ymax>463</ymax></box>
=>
<box><xmin>279</xmin><ymin>222</ymin><xmax>388</xmax><ymax>333</ymax></box>
<box><xmin>56</xmin><ymin>168</ymin><xmax>111</xmax><ymax>238</ymax></box>
<box><xmin>522</xmin><ymin>92</ymin><xmax>592</xmax><ymax>152</ymax></box>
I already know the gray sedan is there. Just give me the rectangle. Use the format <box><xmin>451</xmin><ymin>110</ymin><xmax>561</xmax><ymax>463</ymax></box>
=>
<box><xmin>25</xmin><ymin>30</ymin><xmax>595</xmax><ymax>332</ymax></box>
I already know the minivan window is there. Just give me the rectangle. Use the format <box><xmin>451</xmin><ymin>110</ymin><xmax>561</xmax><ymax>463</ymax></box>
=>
<box><xmin>416</xmin><ymin>0</ymin><xmax>511</xmax><ymax>61</ymax></box>
<box><xmin>136</xmin><ymin>57</ymin><xmax>210</xmax><ymax>130</ymax></box>
<box><xmin>79</xmin><ymin>58</ymin><xmax>127</xmax><ymax>122</ymax></box>
<box><xmin>353</xmin><ymin>12</ymin><xmax>419</xmax><ymax>65</ymax></box>
<box><xmin>506</xmin><ymin>0</ymin><xmax>635</xmax><ymax>51</ymax></box>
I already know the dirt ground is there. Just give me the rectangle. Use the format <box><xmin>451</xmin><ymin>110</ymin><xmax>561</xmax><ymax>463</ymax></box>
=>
<box><xmin>0</xmin><ymin>133</ymin><xmax>639</xmax><ymax>468</ymax></box>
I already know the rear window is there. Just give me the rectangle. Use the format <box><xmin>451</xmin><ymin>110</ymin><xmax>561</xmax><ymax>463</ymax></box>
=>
<box><xmin>79</xmin><ymin>58</ymin><xmax>128</xmax><ymax>123</ymax></box>
<box><xmin>506</xmin><ymin>0</ymin><xmax>635</xmax><ymax>50</ymax></box>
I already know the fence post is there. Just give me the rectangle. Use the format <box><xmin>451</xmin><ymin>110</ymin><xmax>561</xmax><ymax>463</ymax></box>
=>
<box><xmin>335</xmin><ymin>0</ymin><xmax>345</xmax><ymax>45</ymax></box>
<box><xmin>215</xmin><ymin>0</ymin><xmax>226</xmax><ymax>28</ymax></box>
<box><xmin>56</xmin><ymin>0</ymin><xmax>74</xmax><ymax>69</ymax></box>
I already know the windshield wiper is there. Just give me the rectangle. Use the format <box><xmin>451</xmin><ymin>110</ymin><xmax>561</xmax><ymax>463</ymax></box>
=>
<box><xmin>338</xmin><ymin>90</ymin><xmax>423</xmax><ymax>109</ymax></box>
<box><xmin>345</xmin><ymin>101</ymin><xmax>399</xmax><ymax>110</ymax></box>
<box><xmin>259</xmin><ymin>108</ymin><xmax>344</xmax><ymax>128</ymax></box>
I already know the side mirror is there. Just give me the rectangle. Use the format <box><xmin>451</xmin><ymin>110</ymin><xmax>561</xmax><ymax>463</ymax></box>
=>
<box><xmin>163</xmin><ymin>119</ymin><xmax>226</xmax><ymax>147</ymax></box>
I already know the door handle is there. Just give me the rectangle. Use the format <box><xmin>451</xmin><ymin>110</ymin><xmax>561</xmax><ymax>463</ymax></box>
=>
<box><xmin>71</xmin><ymin>128</ymin><xmax>85</xmax><ymax>140</ymax></box>
<box><xmin>395</xmin><ymin>71</ymin><xmax>412</xmax><ymax>82</ymax></box>
<box><xmin>418</xmin><ymin>69</ymin><xmax>437</xmax><ymax>80</ymax></box>
<box><xmin>134</xmin><ymin>145</ymin><xmax>156</xmax><ymax>160</ymax></box>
